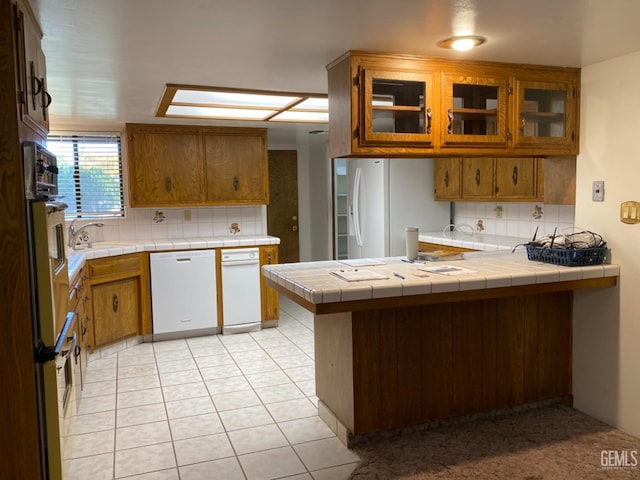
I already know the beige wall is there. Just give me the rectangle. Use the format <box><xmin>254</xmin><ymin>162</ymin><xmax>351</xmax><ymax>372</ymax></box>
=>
<box><xmin>573</xmin><ymin>50</ymin><xmax>640</xmax><ymax>438</ymax></box>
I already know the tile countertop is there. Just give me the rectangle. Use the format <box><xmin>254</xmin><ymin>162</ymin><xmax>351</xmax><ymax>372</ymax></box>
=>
<box><xmin>420</xmin><ymin>231</ymin><xmax>530</xmax><ymax>251</ymax></box>
<box><xmin>262</xmin><ymin>251</ymin><xmax>619</xmax><ymax>306</ymax></box>
<box><xmin>67</xmin><ymin>235</ymin><xmax>280</xmax><ymax>281</ymax></box>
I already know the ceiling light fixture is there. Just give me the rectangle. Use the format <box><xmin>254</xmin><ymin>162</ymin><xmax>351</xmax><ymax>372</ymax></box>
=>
<box><xmin>157</xmin><ymin>85</ymin><xmax>328</xmax><ymax>123</ymax></box>
<box><xmin>439</xmin><ymin>35</ymin><xmax>486</xmax><ymax>51</ymax></box>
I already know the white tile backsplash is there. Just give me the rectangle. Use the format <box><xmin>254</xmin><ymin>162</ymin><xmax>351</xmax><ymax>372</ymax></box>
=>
<box><xmin>454</xmin><ymin>202</ymin><xmax>575</xmax><ymax>240</ymax></box>
<box><xmin>74</xmin><ymin>206</ymin><xmax>266</xmax><ymax>244</ymax></box>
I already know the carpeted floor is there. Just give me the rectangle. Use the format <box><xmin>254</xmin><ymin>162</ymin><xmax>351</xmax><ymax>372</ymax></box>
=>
<box><xmin>349</xmin><ymin>405</ymin><xmax>640</xmax><ymax>479</ymax></box>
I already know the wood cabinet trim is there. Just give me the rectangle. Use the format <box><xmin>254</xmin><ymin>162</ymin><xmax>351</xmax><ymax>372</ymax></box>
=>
<box><xmin>266</xmin><ymin>276</ymin><xmax>616</xmax><ymax>316</ymax></box>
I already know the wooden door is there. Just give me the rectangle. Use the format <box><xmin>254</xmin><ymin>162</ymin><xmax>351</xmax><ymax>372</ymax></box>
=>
<box><xmin>127</xmin><ymin>129</ymin><xmax>203</xmax><ymax>206</ymax></box>
<box><xmin>441</xmin><ymin>72</ymin><xmax>509</xmax><ymax>147</ymax></box>
<box><xmin>92</xmin><ymin>278</ymin><xmax>138</xmax><ymax>347</ymax></box>
<box><xmin>359</xmin><ymin>68</ymin><xmax>435</xmax><ymax>146</ymax></box>
<box><xmin>462</xmin><ymin>157</ymin><xmax>494</xmax><ymax>199</ymax></box>
<box><xmin>495</xmin><ymin>157</ymin><xmax>537</xmax><ymax>200</ymax></box>
<box><xmin>267</xmin><ymin>150</ymin><xmax>299</xmax><ymax>263</ymax></box>
<box><xmin>513</xmin><ymin>78</ymin><xmax>578</xmax><ymax>152</ymax></box>
<box><xmin>205</xmin><ymin>131</ymin><xmax>268</xmax><ymax>204</ymax></box>
<box><xmin>434</xmin><ymin>158</ymin><xmax>462</xmax><ymax>200</ymax></box>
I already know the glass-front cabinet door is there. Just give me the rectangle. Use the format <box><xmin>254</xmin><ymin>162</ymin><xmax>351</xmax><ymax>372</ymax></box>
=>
<box><xmin>441</xmin><ymin>74</ymin><xmax>508</xmax><ymax>146</ymax></box>
<box><xmin>359</xmin><ymin>69</ymin><xmax>434</xmax><ymax>146</ymax></box>
<box><xmin>513</xmin><ymin>80</ymin><xmax>577</xmax><ymax>150</ymax></box>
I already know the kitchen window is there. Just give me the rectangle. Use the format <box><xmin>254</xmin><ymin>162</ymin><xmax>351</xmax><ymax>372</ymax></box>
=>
<box><xmin>47</xmin><ymin>134</ymin><xmax>124</xmax><ymax>218</ymax></box>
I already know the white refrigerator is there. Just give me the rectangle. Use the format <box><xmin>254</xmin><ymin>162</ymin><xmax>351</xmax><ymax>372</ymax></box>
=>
<box><xmin>346</xmin><ymin>158</ymin><xmax>450</xmax><ymax>259</ymax></box>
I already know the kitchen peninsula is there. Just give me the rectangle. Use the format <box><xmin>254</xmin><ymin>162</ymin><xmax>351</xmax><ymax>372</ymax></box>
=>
<box><xmin>263</xmin><ymin>252</ymin><xmax>619</xmax><ymax>445</ymax></box>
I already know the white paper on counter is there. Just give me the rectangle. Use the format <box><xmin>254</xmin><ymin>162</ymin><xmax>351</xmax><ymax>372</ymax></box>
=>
<box><xmin>331</xmin><ymin>269</ymin><xmax>389</xmax><ymax>281</ymax></box>
<box><xmin>418</xmin><ymin>265</ymin><xmax>477</xmax><ymax>276</ymax></box>
<box><xmin>338</xmin><ymin>258</ymin><xmax>386</xmax><ymax>267</ymax></box>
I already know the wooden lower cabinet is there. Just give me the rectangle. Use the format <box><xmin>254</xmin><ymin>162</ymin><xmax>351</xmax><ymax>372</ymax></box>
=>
<box><xmin>418</xmin><ymin>241</ymin><xmax>477</xmax><ymax>254</ymax></box>
<box><xmin>86</xmin><ymin>253</ymin><xmax>151</xmax><ymax>349</ymax></box>
<box><xmin>316</xmin><ymin>290</ymin><xmax>572</xmax><ymax>435</ymax></box>
<box><xmin>92</xmin><ymin>278</ymin><xmax>139</xmax><ymax>346</ymax></box>
<box><xmin>259</xmin><ymin>245</ymin><xmax>279</xmax><ymax>322</ymax></box>
<box><xmin>69</xmin><ymin>267</ymin><xmax>90</xmax><ymax>388</ymax></box>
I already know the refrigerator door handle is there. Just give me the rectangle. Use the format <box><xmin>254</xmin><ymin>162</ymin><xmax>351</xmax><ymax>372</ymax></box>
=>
<box><xmin>353</xmin><ymin>167</ymin><xmax>364</xmax><ymax>247</ymax></box>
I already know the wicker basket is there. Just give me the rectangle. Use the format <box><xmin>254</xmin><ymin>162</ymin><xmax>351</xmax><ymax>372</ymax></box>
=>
<box><xmin>525</xmin><ymin>245</ymin><xmax>607</xmax><ymax>267</ymax></box>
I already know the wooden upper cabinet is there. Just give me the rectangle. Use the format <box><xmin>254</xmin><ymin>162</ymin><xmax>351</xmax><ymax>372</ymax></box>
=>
<box><xmin>127</xmin><ymin>126</ymin><xmax>204</xmax><ymax>207</ymax></box>
<box><xmin>512</xmin><ymin>76</ymin><xmax>579</xmax><ymax>153</ymax></box>
<box><xmin>359</xmin><ymin>69</ymin><xmax>434</xmax><ymax>147</ymax></box>
<box><xmin>462</xmin><ymin>157</ymin><xmax>494</xmax><ymax>199</ymax></box>
<box><xmin>14</xmin><ymin>0</ymin><xmax>50</xmax><ymax>138</ymax></box>
<box><xmin>434</xmin><ymin>158</ymin><xmax>462</xmax><ymax>200</ymax></box>
<box><xmin>441</xmin><ymin>72</ymin><xmax>508</xmax><ymax>147</ymax></box>
<box><xmin>126</xmin><ymin>124</ymin><xmax>268</xmax><ymax>207</ymax></box>
<box><xmin>204</xmin><ymin>130</ymin><xmax>268</xmax><ymax>204</ymax></box>
<box><xmin>495</xmin><ymin>157</ymin><xmax>538</xmax><ymax>200</ymax></box>
<box><xmin>326</xmin><ymin>50</ymin><xmax>580</xmax><ymax>158</ymax></box>
<box><xmin>438</xmin><ymin>157</ymin><xmax>549</xmax><ymax>203</ymax></box>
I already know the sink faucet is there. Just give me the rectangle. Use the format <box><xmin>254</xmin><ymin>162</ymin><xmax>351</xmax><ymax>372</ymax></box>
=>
<box><xmin>68</xmin><ymin>219</ymin><xmax>105</xmax><ymax>249</ymax></box>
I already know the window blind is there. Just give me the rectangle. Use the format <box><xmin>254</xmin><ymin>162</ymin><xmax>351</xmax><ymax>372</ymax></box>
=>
<box><xmin>47</xmin><ymin>134</ymin><xmax>124</xmax><ymax>218</ymax></box>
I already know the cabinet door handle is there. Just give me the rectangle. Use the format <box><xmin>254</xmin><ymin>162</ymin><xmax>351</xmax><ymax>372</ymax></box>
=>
<box><xmin>444</xmin><ymin>170</ymin><xmax>449</xmax><ymax>188</ymax></box>
<box><xmin>165</xmin><ymin>176</ymin><xmax>172</xmax><ymax>192</ymax></box>
<box><xmin>475</xmin><ymin>168</ymin><xmax>481</xmax><ymax>186</ymax></box>
<box><xmin>233</xmin><ymin>176</ymin><xmax>239</xmax><ymax>191</ymax></box>
<box><xmin>81</xmin><ymin>325</ymin><xmax>87</xmax><ymax>337</ymax></box>
<box><xmin>41</xmin><ymin>83</ymin><xmax>52</xmax><ymax>121</ymax></box>
<box><xmin>30</xmin><ymin>62</ymin><xmax>41</xmax><ymax>110</ymax></box>
<box><xmin>426</xmin><ymin>107</ymin><xmax>432</xmax><ymax>134</ymax></box>
<box><xmin>267</xmin><ymin>253</ymin><xmax>272</xmax><ymax>264</ymax></box>
<box><xmin>512</xmin><ymin>166</ymin><xmax>518</xmax><ymax>186</ymax></box>
<box><xmin>447</xmin><ymin>108</ymin><xmax>454</xmax><ymax>134</ymax></box>
<box><xmin>112</xmin><ymin>293</ymin><xmax>119</xmax><ymax>313</ymax></box>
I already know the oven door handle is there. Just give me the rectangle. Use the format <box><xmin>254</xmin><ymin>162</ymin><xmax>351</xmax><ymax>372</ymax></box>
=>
<box><xmin>59</xmin><ymin>332</ymin><xmax>77</xmax><ymax>362</ymax></box>
<box><xmin>35</xmin><ymin>312</ymin><xmax>76</xmax><ymax>363</ymax></box>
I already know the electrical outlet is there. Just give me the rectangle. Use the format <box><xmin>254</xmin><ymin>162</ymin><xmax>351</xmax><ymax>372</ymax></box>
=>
<box><xmin>592</xmin><ymin>181</ymin><xmax>604</xmax><ymax>202</ymax></box>
<box><xmin>183</xmin><ymin>210</ymin><xmax>192</xmax><ymax>222</ymax></box>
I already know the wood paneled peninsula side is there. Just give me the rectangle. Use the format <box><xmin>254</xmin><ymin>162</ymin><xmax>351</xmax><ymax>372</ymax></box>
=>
<box><xmin>263</xmin><ymin>253</ymin><xmax>618</xmax><ymax>445</ymax></box>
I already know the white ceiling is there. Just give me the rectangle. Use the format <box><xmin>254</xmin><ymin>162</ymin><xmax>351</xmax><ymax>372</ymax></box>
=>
<box><xmin>33</xmin><ymin>0</ymin><xmax>640</xmax><ymax>145</ymax></box>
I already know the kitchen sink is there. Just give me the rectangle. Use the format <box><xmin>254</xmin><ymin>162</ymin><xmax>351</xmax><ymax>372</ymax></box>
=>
<box><xmin>72</xmin><ymin>241</ymin><xmax>136</xmax><ymax>250</ymax></box>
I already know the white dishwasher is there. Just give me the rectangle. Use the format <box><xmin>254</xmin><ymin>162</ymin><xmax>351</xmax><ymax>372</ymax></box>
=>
<box><xmin>150</xmin><ymin>250</ymin><xmax>217</xmax><ymax>337</ymax></box>
<box><xmin>220</xmin><ymin>248</ymin><xmax>261</xmax><ymax>334</ymax></box>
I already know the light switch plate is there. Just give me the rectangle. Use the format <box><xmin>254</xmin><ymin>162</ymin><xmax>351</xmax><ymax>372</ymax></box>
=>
<box><xmin>592</xmin><ymin>181</ymin><xmax>604</xmax><ymax>201</ymax></box>
<box><xmin>620</xmin><ymin>201</ymin><xmax>640</xmax><ymax>224</ymax></box>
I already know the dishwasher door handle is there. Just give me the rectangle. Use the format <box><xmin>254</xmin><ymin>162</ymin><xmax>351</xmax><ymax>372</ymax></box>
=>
<box><xmin>222</xmin><ymin>259</ymin><xmax>260</xmax><ymax>267</ymax></box>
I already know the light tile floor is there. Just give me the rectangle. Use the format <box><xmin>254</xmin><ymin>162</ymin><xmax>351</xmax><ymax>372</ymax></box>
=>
<box><xmin>64</xmin><ymin>296</ymin><xmax>360</xmax><ymax>480</ymax></box>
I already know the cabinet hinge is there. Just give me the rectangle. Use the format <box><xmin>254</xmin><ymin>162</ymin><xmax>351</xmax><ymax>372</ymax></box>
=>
<box><xmin>572</xmin><ymin>88</ymin><xmax>577</xmax><ymax>99</ymax></box>
<box><xmin>507</xmin><ymin>83</ymin><xmax>512</xmax><ymax>95</ymax></box>
<box><xmin>353</xmin><ymin>75</ymin><xmax>360</xmax><ymax>87</ymax></box>
<box><xmin>506</xmin><ymin>128</ymin><xmax>512</xmax><ymax>141</ymax></box>
<box><xmin>353</xmin><ymin>127</ymin><xmax>359</xmax><ymax>140</ymax></box>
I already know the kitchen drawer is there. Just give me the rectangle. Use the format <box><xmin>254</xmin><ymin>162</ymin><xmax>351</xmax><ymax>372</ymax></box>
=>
<box><xmin>69</xmin><ymin>267</ymin><xmax>87</xmax><ymax>310</ymax></box>
<box><xmin>88</xmin><ymin>254</ymin><xmax>142</xmax><ymax>281</ymax></box>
